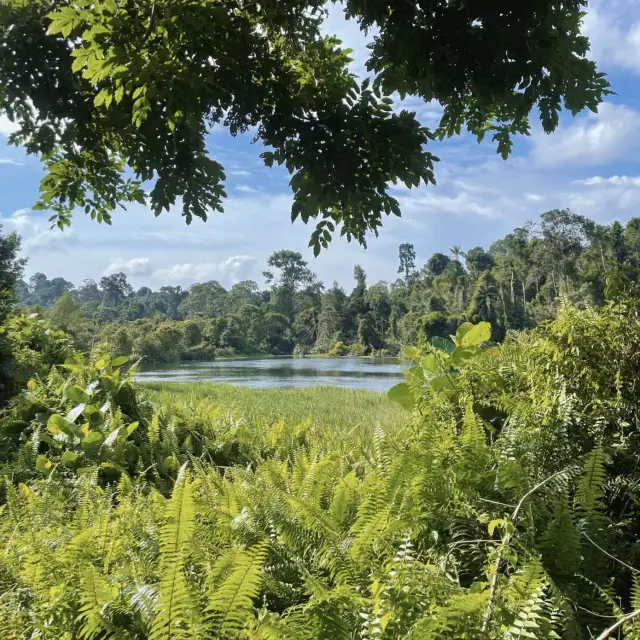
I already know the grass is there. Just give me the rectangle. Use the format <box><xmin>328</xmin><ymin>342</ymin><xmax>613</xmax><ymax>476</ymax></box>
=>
<box><xmin>141</xmin><ymin>382</ymin><xmax>406</xmax><ymax>432</ymax></box>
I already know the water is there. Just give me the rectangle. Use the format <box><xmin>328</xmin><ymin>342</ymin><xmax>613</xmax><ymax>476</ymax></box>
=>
<box><xmin>136</xmin><ymin>356</ymin><xmax>405</xmax><ymax>392</ymax></box>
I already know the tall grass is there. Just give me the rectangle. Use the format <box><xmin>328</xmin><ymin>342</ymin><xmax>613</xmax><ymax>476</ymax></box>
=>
<box><xmin>141</xmin><ymin>382</ymin><xmax>405</xmax><ymax>433</ymax></box>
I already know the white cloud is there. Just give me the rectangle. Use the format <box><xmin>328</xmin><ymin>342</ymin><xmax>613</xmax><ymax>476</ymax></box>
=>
<box><xmin>394</xmin><ymin>96</ymin><xmax>443</xmax><ymax>128</ymax></box>
<box><xmin>154</xmin><ymin>255</ymin><xmax>256</xmax><ymax>287</ymax></box>
<box><xmin>0</xmin><ymin>157</ymin><xmax>22</xmax><ymax>166</ymax></box>
<box><xmin>574</xmin><ymin>175</ymin><xmax>640</xmax><ymax>187</ymax></box>
<box><xmin>104</xmin><ymin>257</ymin><xmax>153</xmax><ymax>277</ymax></box>
<box><xmin>1</xmin><ymin>209</ymin><xmax>78</xmax><ymax>253</ymax></box>
<box><xmin>583</xmin><ymin>0</ymin><xmax>640</xmax><ymax>73</ymax></box>
<box><xmin>0</xmin><ymin>114</ymin><xmax>19</xmax><ymax>137</ymax></box>
<box><xmin>235</xmin><ymin>185</ymin><xmax>260</xmax><ymax>193</ymax></box>
<box><xmin>531</xmin><ymin>103</ymin><xmax>640</xmax><ymax>166</ymax></box>
<box><xmin>321</xmin><ymin>6</ymin><xmax>374</xmax><ymax>79</ymax></box>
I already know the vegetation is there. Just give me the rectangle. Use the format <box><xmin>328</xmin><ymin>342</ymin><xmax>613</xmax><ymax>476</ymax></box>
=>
<box><xmin>2</xmin><ymin>4</ymin><xmax>639</xmax><ymax>638</ymax></box>
<box><xmin>18</xmin><ymin>209</ymin><xmax>640</xmax><ymax>362</ymax></box>
<box><xmin>2</xmin><ymin>294</ymin><xmax>640</xmax><ymax>637</ymax></box>
<box><xmin>142</xmin><ymin>382</ymin><xmax>406</xmax><ymax>436</ymax></box>
<box><xmin>0</xmin><ymin>1</ymin><xmax>609</xmax><ymax>249</ymax></box>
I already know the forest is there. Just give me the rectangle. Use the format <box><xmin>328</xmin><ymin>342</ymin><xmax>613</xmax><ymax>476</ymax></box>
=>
<box><xmin>17</xmin><ymin>209</ymin><xmax>640</xmax><ymax>362</ymax></box>
<box><xmin>2</xmin><ymin>0</ymin><xmax>640</xmax><ymax>638</ymax></box>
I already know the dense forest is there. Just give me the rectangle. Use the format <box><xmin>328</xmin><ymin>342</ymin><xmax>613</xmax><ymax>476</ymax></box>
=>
<box><xmin>18</xmin><ymin>209</ymin><xmax>640</xmax><ymax>362</ymax></box>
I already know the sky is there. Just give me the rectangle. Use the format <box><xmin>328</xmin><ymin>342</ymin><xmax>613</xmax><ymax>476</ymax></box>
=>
<box><xmin>1</xmin><ymin>0</ymin><xmax>640</xmax><ymax>292</ymax></box>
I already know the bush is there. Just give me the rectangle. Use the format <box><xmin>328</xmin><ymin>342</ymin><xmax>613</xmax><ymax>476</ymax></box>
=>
<box><xmin>293</xmin><ymin>343</ymin><xmax>309</xmax><ymax>356</ymax></box>
<box><xmin>215</xmin><ymin>346</ymin><xmax>238</xmax><ymax>358</ymax></box>
<box><xmin>183</xmin><ymin>342</ymin><xmax>217</xmax><ymax>361</ymax></box>
<box><xmin>1</xmin><ymin>313</ymin><xmax>73</xmax><ymax>403</ymax></box>
<box><xmin>347</xmin><ymin>341</ymin><xmax>366</xmax><ymax>356</ymax></box>
<box><xmin>328</xmin><ymin>340</ymin><xmax>350</xmax><ymax>356</ymax></box>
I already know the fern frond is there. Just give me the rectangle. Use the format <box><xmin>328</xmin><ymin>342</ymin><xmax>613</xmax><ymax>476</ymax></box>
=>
<box><xmin>77</xmin><ymin>566</ymin><xmax>116</xmax><ymax>640</ymax></box>
<box><xmin>576</xmin><ymin>447</ymin><xmax>606</xmax><ymax>510</ymax></box>
<box><xmin>505</xmin><ymin>562</ymin><xmax>558</xmax><ymax>639</ymax></box>
<box><xmin>149</xmin><ymin>464</ymin><xmax>195</xmax><ymax>640</ymax></box>
<box><xmin>205</xmin><ymin>543</ymin><xmax>267</xmax><ymax>637</ymax></box>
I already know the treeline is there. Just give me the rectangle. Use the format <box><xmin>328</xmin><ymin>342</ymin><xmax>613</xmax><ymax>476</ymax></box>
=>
<box><xmin>18</xmin><ymin>209</ymin><xmax>640</xmax><ymax>362</ymax></box>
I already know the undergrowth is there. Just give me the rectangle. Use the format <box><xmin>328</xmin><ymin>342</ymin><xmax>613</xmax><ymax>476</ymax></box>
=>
<box><xmin>1</xmin><ymin>301</ymin><xmax>640</xmax><ymax>638</ymax></box>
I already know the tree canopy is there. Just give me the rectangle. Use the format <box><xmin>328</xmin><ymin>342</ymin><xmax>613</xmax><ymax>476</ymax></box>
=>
<box><xmin>0</xmin><ymin>1</ymin><xmax>610</xmax><ymax>252</ymax></box>
<box><xmin>14</xmin><ymin>208</ymin><xmax>640</xmax><ymax>361</ymax></box>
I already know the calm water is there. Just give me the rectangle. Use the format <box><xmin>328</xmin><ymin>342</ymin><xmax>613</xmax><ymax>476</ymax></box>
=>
<box><xmin>136</xmin><ymin>356</ymin><xmax>405</xmax><ymax>392</ymax></box>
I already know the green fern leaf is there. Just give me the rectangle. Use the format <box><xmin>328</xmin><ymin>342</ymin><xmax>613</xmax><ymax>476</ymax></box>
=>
<box><xmin>77</xmin><ymin>566</ymin><xmax>116</xmax><ymax>640</ymax></box>
<box><xmin>205</xmin><ymin>543</ymin><xmax>267</xmax><ymax>636</ymax></box>
<box><xmin>149</xmin><ymin>464</ymin><xmax>195</xmax><ymax>640</ymax></box>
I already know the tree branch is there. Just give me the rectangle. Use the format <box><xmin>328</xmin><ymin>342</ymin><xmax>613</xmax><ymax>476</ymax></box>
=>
<box><xmin>594</xmin><ymin>608</ymin><xmax>640</xmax><ymax>640</ymax></box>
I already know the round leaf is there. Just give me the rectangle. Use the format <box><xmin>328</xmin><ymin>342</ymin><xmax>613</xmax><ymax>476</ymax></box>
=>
<box><xmin>460</xmin><ymin>322</ymin><xmax>491</xmax><ymax>347</ymax></box>
<box><xmin>61</xmin><ymin>451</ymin><xmax>81</xmax><ymax>466</ymax></box>
<box><xmin>387</xmin><ymin>383</ymin><xmax>415</xmax><ymax>410</ymax></box>
<box><xmin>67</xmin><ymin>385</ymin><xmax>90</xmax><ymax>404</ymax></box>
<box><xmin>402</xmin><ymin>346</ymin><xmax>420</xmax><ymax>361</ymax></box>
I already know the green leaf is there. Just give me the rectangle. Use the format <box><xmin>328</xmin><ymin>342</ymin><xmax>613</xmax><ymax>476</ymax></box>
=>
<box><xmin>454</xmin><ymin>322</ymin><xmax>474</xmax><ymax>345</ymax></box>
<box><xmin>429</xmin><ymin>375</ymin><xmax>456</xmax><ymax>393</ymax></box>
<box><xmin>452</xmin><ymin>347</ymin><xmax>476</xmax><ymax>366</ymax></box>
<box><xmin>421</xmin><ymin>353</ymin><xmax>439</xmax><ymax>374</ymax></box>
<box><xmin>40</xmin><ymin>433</ymin><xmax>61</xmax><ymax>449</ymax></box>
<box><xmin>431</xmin><ymin>336</ymin><xmax>455</xmax><ymax>354</ymax></box>
<box><xmin>488</xmin><ymin>519</ymin><xmax>504</xmax><ymax>536</ymax></box>
<box><xmin>48</xmin><ymin>414</ymin><xmax>82</xmax><ymax>439</ymax></box>
<box><xmin>402</xmin><ymin>346</ymin><xmax>420</xmax><ymax>361</ymax></box>
<box><xmin>95</xmin><ymin>356</ymin><xmax>110</xmax><ymax>369</ymax></box>
<box><xmin>36</xmin><ymin>455</ymin><xmax>52</xmax><ymax>474</ymax></box>
<box><xmin>387</xmin><ymin>383</ymin><xmax>415</xmax><ymax>410</ymax></box>
<box><xmin>111</xmin><ymin>355</ymin><xmax>130</xmax><ymax>367</ymax></box>
<box><xmin>84</xmin><ymin>404</ymin><xmax>101</xmax><ymax>416</ymax></box>
<box><xmin>68</xmin><ymin>385</ymin><xmax>90</xmax><ymax>403</ymax></box>
<box><xmin>61</xmin><ymin>451</ymin><xmax>81</xmax><ymax>466</ymax></box>
<box><xmin>82</xmin><ymin>431</ymin><xmax>105</xmax><ymax>452</ymax></box>
<box><xmin>125</xmin><ymin>421</ymin><xmax>139</xmax><ymax>436</ymax></box>
<box><xmin>461</xmin><ymin>322</ymin><xmax>491</xmax><ymax>347</ymax></box>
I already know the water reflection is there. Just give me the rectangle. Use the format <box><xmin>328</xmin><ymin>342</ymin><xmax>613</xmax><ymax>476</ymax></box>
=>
<box><xmin>136</xmin><ymin>356</ymin><xmax>406</xmax><ymax>392</ymax></box>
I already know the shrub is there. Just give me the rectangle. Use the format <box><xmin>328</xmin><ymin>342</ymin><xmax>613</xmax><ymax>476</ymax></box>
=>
<box><xmin>328</xmin><ymin>340</ymin><xmax>350</xmax><ymax>356</ymax></box>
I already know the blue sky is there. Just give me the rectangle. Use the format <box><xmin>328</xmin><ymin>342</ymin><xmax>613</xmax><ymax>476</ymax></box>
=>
<box><xmin>2</xmin><ymin>0</ymin><xmax>640</xmax><ymax>291</ymax></box>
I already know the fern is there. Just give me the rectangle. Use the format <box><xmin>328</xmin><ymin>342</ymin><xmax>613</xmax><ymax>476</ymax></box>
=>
<box><xmin>149</xmin><ymin>464</ymin><xmax>195</xmax><ymax>640</ymax></box>
<box><xmin>205</xmin><ymin>543</ymin><xmax>267</xmax><ymax>637</ymax></box>
<box><xmin>77</xmin><ymin>566</ymin><xmax>116</xmax><ymax>640</ymax></box>
<box><xmin>504</xmin><ymin>561</ymin><xmax>559</xmax><ymax>640</ymax></box>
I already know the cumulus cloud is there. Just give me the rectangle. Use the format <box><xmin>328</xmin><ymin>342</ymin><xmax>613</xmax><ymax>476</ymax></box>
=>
<box><xmin>394</xmin><ymin>96</ymin><xmax>443</xmax><ymax>128</ymax></box>
<box><xmin>104</xmin><ymin>257</ymin><xmax>153</xmax><ymax>277</ymax></box>
<box><xmin>583</xmin><ymin>0</ymin><xmax>640</xmax><ymax>74</ymax></box>
<box><xmin>531</xmin><ymin>103</ymin><xmax>640</xmax><ymax>166</ymax></box>
<box><xmin>321</xmin><ymin>6</ymin><xmax>374</xmax><ymax>79</ymax></box>
<box><xmin>1</xmin><ymin>209</ymin><xmax>77</xmax><ymax>253</ymax></box>
<box><xmin>154</xmin><ymin>255</ymin><xmax>256</xmax><ymax>287</ymax></box>
<box><xmin>574</xmin><ymin>175</ymin><xmax>640</xmax><ymax>187</ymax></box>
<box><xmin>0</xmin><ymin>114</ymin><xmax>19</xmax><ymax>137</ymax></box>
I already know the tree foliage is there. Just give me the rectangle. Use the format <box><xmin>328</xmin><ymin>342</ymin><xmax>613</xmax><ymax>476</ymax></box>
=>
<box><xmin>19</xmin><ymin>209</ymin><xmax>640</xmax><ymax>360</ymax></box>
<box><xmin>0</xmin><ymin>1</ymin><xmax>610</xmax><ymax>250</ymax></box>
